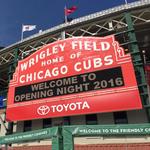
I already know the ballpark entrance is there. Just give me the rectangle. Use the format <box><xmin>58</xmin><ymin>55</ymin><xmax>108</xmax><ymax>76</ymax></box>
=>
<box><xmin>0</xmin><ymin>127</ymin><xmax>62</xmax><ymax>150</ymax></box>
<box><xmin>1</xmin><ymin>124</ymin><xmax>150</xmax><ymax>150</ymax></box>
<box><xmin>63</xmin><ymin>124</ymin><xmax>150</xmax><ymax>150</ymax></box>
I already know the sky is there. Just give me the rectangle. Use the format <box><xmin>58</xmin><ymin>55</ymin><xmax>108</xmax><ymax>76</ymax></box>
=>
<box><xmin>0</xmin><ymin>0</ymin><xmax>138</xmax><ymax>47</ymax></box>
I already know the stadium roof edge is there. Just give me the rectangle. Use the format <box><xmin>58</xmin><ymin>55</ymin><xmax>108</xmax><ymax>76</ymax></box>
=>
<box><xmin>0</xmin><ymin>0</ymin><xmax>150</xmax><ymax>54</ymax></box>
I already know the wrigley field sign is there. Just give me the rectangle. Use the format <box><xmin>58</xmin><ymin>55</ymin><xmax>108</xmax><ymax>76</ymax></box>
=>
<box><xmin>6</xmin><ymin>35</ymin><xmax>142</xmax><ymax>121</ymax></box>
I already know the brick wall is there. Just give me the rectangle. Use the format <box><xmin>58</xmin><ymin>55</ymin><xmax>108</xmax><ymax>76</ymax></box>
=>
<box><xmin>1</xmin><ymin>143</ymin><xmax>150</xmax><ymax>150</ymax></box>
<box><xmin>1</xmin><ymin>145</ymin><xmax>51</xmax><ymax>150</ymax></box>
<box><xmin>75</xmin><ymin>143</ymin><xmax>150</xmax><ymax>150</ymax></box>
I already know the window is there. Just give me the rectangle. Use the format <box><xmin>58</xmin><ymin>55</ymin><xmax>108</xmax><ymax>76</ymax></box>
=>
<box><xmin>43</xmin><ymin>118</ymin><xmax>52</xmax><ymax>128</ymax></box>
<box><xmin>114</xmin><ymin>111</ymin><xmax>128</xmax><ymax>124</ymax></box>
<box><xmin>63</xmin><ymin>117</ymin><xmax>70</xmax><ymax>125</ymax></box>
<box><xmin>6</xmin><ymin>122</ymin><xmax>13</xmax><ymax>135</ymax></box>
<box><xmin>23</xmin><ymin>120</ymin><xmax>32</xmax><ymax>132</ymax></box>
<box><xmin>86</xmin><ymin>114</ymin><xmax>97</xmax><ymax>125</ymax></box>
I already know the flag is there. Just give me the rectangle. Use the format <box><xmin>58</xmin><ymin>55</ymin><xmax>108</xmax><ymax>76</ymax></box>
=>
<box><xmin>21</xmin><ymin>25</ymin><xmax>36</xmax><ymax>40</ymax></box>
<box><xmin>22</xmin><ymin>25</ymin><xmax>36</xmax><ymax>32</ymax></box>
<box><xmin>65</xmin><ymin>6</ymin><xmax>77</xmax><ymax>16</ymax></box>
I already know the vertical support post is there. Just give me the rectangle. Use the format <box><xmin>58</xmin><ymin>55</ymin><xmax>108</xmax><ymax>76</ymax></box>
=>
<box><xmin>6</xmin><ymin>48</ymin><xmax>19</xmax><ymax>148</ymax></box>
<box><xmin>5</xmin><ymin>144</ymin><xmax>8</xmax><ymax>150</ymax></box>
<box><xmin>125</xmin><ymin>12</ymin><xmax>150</xmax><ymax>121</ymax></box>
<box><xmin>61</xmin><ymin>31</ymin><xmax>66</xmax><ymax>40</ymax></box>
<box><xmin>52</xmin><ymin>136</ymin><xmax>63</xmax><ymax>150</ymax></box>
<box><xmin>52</xmin><ymin>127</ymin><xmax>63</xmax><ymax>150</ymax></box>
<box><xmin>8</xmin><ymin>48</ymin><xmax>19</xmax><ymax>81</ymax></box>
<box><xmin>63</xmin><ymin>127</ymin><xmax>74</xmax><ymax>150</ymax></box>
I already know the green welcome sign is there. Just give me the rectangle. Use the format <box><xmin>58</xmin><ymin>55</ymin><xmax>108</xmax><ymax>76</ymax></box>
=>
<box><xmin>63</xmin><ymin>124</ymin><xmax>150</xmax><ymax>136</ymax></box>
<box><xmin>0</xmin><ymin>127</ymin><xmax>58</xmax><ymax>144</ymax></box>
<box><xmin>1</xmin><ymin>124</ymin><xmax>150</xmax><ymax>150</ymax></box>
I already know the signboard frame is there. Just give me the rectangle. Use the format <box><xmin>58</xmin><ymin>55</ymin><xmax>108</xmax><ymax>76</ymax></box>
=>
<box><xmin>6</xmin><ymin>35</ymin><xmax>142</xmax><ymax>121</ymax></box>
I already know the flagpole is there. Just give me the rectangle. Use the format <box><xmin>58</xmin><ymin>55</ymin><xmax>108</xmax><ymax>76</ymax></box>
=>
<box><xmin>21</xmin><ymin>24</ymin><xmax>24</xmax><ymax>41</ymax></box>
<box><xmin>64</xmin><ymin>6</ymin><xmax>68</xmax><ymax>23</ymax></box>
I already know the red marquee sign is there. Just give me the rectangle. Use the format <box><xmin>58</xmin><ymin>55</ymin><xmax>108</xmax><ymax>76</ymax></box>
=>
<box><xmin>6</xmin><ymin>35</ymin><xmax>142</xmax><ymax>121</ymax></box>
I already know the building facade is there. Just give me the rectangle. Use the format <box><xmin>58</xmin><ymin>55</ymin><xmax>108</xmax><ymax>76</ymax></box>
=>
<box><xmin>0</xmin><ymin>1</ymin><xmax>150</xmax><ymax>149</ymax></box>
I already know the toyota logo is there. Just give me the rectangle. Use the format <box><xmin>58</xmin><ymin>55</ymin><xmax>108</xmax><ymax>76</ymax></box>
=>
<box><xmin>37</xmin><ymin>105</ymin><xmax>50</xmax><ymax>115</ymax></box>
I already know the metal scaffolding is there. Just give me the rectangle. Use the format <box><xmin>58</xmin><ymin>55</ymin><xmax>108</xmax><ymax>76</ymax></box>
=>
<box><xmin>0</xmin><ymin>1</ymin><xmax>150</xmax><ymax>66</ymax></box>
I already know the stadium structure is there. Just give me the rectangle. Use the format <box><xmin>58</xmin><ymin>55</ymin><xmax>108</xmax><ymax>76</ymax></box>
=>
<box><xmin>0</xmin><ymin>0</ymin><xmax>150</xmax><ymax>149</ymax></box>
